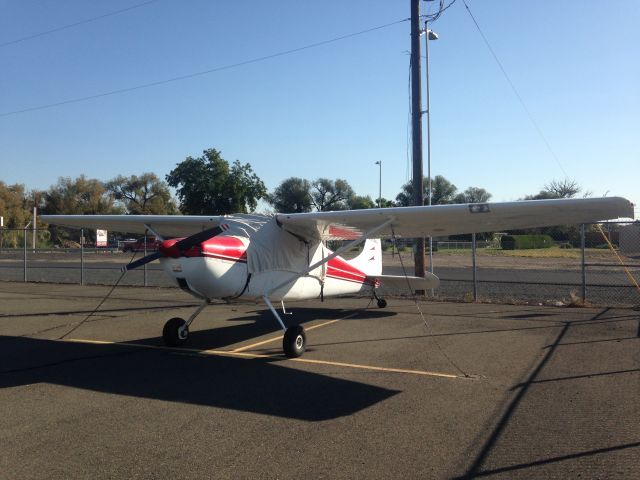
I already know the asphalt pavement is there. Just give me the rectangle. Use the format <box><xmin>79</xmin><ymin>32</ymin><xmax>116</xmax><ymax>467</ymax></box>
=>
<box><xmin>1</xmin><ymin>282</ymin><xmax>638</xmax><ymax>479</ymax></box>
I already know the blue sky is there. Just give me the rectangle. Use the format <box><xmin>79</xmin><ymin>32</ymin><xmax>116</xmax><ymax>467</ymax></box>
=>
<box><xmin>1</xmin><ymin>0</ymin><xmax>638</xmax><ymax>215</ymax></box>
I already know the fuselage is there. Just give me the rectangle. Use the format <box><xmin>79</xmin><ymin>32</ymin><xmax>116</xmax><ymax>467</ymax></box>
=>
<box><xmin>159</xmin><ymin>234</ymin><xmax>375</xmax><ymax>302</ymax></box>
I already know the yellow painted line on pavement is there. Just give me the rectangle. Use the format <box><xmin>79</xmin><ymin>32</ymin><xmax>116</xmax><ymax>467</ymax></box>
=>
<box><xmin>232</xmin><ymin>317</ymin><xmax>344</xmax><ymax>352</ymax></box>
<box><xmin>232</xmin><ymin>311</ymin><xmax>359</xmax><ymax>353</ymax></box>
<box><xmin>62</xmin><ymin>337</ymin><xmax>466</xmax><ymax>379</ymax></box>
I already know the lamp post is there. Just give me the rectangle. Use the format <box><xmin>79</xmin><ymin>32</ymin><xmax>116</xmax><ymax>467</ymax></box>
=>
<box><xmin>424</xmin><ymin>23</ymin><xmax>438</xmax><ymax>276</ymax></box>
<box><xmin>375</xmin><ymin>161</ymin><xmax>382</xmax><ymax>208</ymax></box>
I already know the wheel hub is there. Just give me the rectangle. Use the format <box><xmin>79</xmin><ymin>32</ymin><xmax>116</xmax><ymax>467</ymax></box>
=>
<box><xmin>178</xmin><ymin>326</ymin><xmax>188</xmax><ymax>339</ymax></box>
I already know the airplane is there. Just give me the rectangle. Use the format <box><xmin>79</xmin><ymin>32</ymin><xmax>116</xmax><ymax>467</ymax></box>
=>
<box><xmin>42</xmin><ymin>196</ymin><xmax>634</xmax><ymax>358</ymax></box>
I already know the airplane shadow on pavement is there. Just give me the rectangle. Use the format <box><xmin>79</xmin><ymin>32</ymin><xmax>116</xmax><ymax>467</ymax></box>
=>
<box><xmin>0</xmin><ymin>307</ymin><xmax>400</xmax><ymax>422</ymax></box>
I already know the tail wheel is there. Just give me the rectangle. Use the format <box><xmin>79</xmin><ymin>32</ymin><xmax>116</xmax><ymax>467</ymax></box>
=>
<box><xmin>163</xmin><ymin>317</ymin><xmax>189</xmax><ymax>347</ymax></box>
<box><xmin>377</xmin><ymin>298</ymin><xmax>387</xmax><ymax>308</ymax></box>
<box><xmin>283</xmin><ymin>325</ymin><xmax>306</xmax><ymax>358</ymax></box>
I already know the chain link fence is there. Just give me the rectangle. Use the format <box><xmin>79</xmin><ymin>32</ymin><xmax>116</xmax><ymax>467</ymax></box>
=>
<box><xmin>1</xmin><ymin>223</ymin><xmax>639</xmax><ymax>308</ymax></box>
<box><xmin>378</xmin><ymin>222</ymin><xmax>640</xmax><ymax>308</ymax></box>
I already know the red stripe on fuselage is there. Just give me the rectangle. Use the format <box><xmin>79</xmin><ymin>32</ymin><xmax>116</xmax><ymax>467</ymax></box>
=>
<box><xmin>326</xmin><ymin>256</ymin><xmax>373</xmax><ymax>285</ymax></box>
<box><xmin>168</xmin><ymin>236</ymin><xmax>370</xmax><ymax>284</ymax></box>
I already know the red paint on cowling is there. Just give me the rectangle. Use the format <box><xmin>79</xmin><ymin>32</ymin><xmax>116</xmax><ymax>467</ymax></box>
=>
<box><xmin>201</xmin><ymin>236</ymin><xmax>247</xmax><ymax>262</ymax></box>
<box><xmin>159</xmin><ymin>236</ymin><xmax>247</xmax><ymax>261</ymax></box>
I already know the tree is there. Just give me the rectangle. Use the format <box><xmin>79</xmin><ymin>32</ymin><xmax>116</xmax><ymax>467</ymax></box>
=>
<box><xmin>41</xmin><ymin>175</ymin><xmax>119</xmax><ymax>215</ymax></box>
<box><xmin>311</xmin><ymin>178</ymin><xmax>354</xmax><ymax>211</ymax></box>
<box><xmin>267</xmin><ymin>177</ymin><xmax>312</xmax><ymax>213</ymax></box>
<box><xmin>348</xmin><ymin>195</ymin><xmax>375</xmax><ymax>210</ymax></box>
<box><xmin>0</xmin><ymin>182</ymin><xmax>29</xmax><ymax>228</ymax></box>
<box><xmin>525</xmin><ymin>178</ymin><xmax>582</xmax><ymax>200</ymax></box>
<box><xmin>396</xmin><ymin>175</ymin><xmax>458</xmax><ymax>206</ymax></box>
<box><xmin>106</xmin><ymin>173</ymin><xmax>177</xmax><ymax>214</ymax></box>
<box><xmin>453</xmin><ymin>187</ymin><xmax>492</xmax><ymax>204</ymax></box>
<box><xmin>166</xmin><ymin>148</ymin><xmax>266</xmax><ymax>215</ymax></box>
<box><xmin>39</xmin><ymin>175</ymin><xmax>121</xmax><ymax>245</ymax></box>
<box><xmin>520</xmin><ymin>179</ymin><xmax>588</xmax><ymax>245</ymax></box>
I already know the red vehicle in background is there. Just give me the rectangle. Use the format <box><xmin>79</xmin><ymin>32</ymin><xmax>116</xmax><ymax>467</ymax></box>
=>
<box><xmin>121</xmin><ymin>238</ymin><xmax>161</xmax><ymax>252</ymax></box>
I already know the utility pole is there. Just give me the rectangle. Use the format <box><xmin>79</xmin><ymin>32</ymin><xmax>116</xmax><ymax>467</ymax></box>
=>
<box><xmin>375</xmin><ymin>161</ymin><xmax>382</xmax><ymax>208</ymax></box>
<box><xmin>410</xmin><ymin>0</ymin><xmax>426</xmax><ymax>283</ymax></box>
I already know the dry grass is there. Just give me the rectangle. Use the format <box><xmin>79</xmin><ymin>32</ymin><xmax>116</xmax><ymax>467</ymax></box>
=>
<box><xmin>436</xmin><ymin>246</ymin><xmax>614</xmax><ymax>260</ymax></box>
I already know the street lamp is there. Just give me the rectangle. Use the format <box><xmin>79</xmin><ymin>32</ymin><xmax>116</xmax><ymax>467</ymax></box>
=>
<box><xmin>424</xmin><ymin>23</ymin><xmax>438</xmax><ymax>276</ymax></box>
<box><xmin>375</xmin><ymin>161</ymin><xmax>382</xmax><ymax>208</ymax></box>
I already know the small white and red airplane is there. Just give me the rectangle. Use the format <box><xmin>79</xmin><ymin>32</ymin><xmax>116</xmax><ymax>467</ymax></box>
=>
<box><xmin>42</xmin><ymin>196</ymin><xmax>633</xmax><ymax>357</ymax></box>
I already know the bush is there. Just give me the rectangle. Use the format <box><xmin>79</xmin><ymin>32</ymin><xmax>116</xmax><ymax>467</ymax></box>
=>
<box><xmin>501</xmin><ymin>234</ymin><xmax>554</xmax><ymax>250</ymax></box>
<box><xmin>559</xmin><ymin>242</ymin><xmax>572</xmax><ymax>249</ymax></box>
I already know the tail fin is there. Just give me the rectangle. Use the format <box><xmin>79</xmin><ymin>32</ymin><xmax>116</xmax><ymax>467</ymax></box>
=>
<box><xmin>347</xmin><ymin>238</ymin><xmax>382</xmax><ymax>276</ymax></box>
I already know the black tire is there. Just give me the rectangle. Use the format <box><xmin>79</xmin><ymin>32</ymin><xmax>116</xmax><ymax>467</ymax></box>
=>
<box><xmin>283</xmin><ymin>325</ymin><xmax>306</xmax><ymax>358</ymax></box>
<box><xmin>377</xmin><ymin>298</ymin><xmax>387</xmax><ymax>308</ymax></box>
<box><xmin>163</xmin><ymin>317</ymin><xmax>188</xmax><ymax>347</ymax></box>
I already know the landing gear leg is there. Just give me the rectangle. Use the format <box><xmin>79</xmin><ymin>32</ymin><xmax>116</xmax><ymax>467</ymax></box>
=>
<box><xmin>162</xmin><ymin>300</ymin><xmax>209</xmax><ymax>347</ymax></box>
<box><xmin>263</xmin><ymin>296</ymin><xmax>306</xmax><ymax>358</ymax></box>
<box><xmin>372</xmin><ymin>289</ymin><xmax>387</xmax><ymax>309</ymax></box>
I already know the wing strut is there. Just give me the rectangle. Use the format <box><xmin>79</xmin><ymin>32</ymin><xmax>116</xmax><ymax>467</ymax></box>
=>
<box><xmin>261</xmin><ymin>218</ymin><xmax>394</xmax><ymax>359</ymax></box>
<box><xmin>263</xmin><ymin>218</ymin><xmax>394</xmax><ymax>300</ymax></box>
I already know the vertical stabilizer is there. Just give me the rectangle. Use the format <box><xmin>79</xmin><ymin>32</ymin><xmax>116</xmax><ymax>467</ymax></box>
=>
<box><xmin>347</xmin><ymin>238</ymin><xmax>382</xmax><ymax>276</ymax></box>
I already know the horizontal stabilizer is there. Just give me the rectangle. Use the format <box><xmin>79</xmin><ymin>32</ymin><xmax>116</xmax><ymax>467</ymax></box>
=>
<box><xmin>368</xmin><ymin>273</ymin><xmax>440</xmax><ymax>291</ymax></box>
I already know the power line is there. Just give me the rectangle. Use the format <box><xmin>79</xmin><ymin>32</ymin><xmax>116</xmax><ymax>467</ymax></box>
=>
<box><xmin>423</xmin><ymin>0</ymin><xmax>457</xmax><ymax>23</ymax></box>
<box><xmin>0</xmin><ymin>0</ymin><xmax>163</xmax><ymax>49</ymax></box>
<box><xmin>461</xmin><ymin>0</ymin><xmax>569</xmax><ymax>178</ymax></box>
<box><xmin>0</xmin><ymin>17</ymin><xmax>409</xmax><ymax>118</ymax></box>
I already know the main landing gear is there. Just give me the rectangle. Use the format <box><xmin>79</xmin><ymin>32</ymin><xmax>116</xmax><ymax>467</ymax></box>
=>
<box><xmin>283</xmin><ymin>325</ymin><xmax>306</xmax><ymax>358</ymax></box>
<box><xmin>161</xmin><ymin>296</ymin><xmax>306</xmax><ymax>358</ymax></box>
<box><xmin>263</xmin><ymin>296</ymin><xmax>306</xmax><ymax>358</ymax></box>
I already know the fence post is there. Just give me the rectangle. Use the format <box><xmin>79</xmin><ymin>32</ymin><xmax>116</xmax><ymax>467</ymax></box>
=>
<box><xmin>80</xmin><ymin>228</ymin><xmax>84</xmax><ymax>286</ymax></box>
<box><xmin>23</xmin><ymin>227</ymin><xmax>27</xmax><ymax>282</ymax></box>
<box><xmin>143</xmin><ymin>232</ymin><xmax>148</xmax><ymax>287</ymax></box>
<box><xmin>581</xmin><ymin>223</ymin><xmax>586</xmax><ymax>302</ymax></box>
<box><xmin>472</xmin><ymin>232</ymin><xmax>478</xmax><ymax>302</ymax></box>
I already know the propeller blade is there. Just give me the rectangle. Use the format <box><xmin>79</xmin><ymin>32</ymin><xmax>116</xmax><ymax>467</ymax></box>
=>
<box><xmin>173</xmin><ymin>223</ymin><xmax>229</xmax><ymax>252</ymax></box>
<box><xmin>120</xmin><ymin>251</ymin><xmax>163</xmax><ymax>273</ymax></box>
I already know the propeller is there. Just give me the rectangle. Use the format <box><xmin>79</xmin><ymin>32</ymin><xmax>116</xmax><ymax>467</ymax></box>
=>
<box><xmin>120</xmin><ymin>223</ymin><xmax>229</xmax><ymax>273</ymax></box>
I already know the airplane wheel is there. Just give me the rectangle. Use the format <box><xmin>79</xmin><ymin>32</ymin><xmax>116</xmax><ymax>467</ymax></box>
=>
<box><xmin>283</xmin><ymin>325</ymin><xmax>306</xmax><ymax>358</ymax></box>
<box><xmin>377</xmin><ymin>298</ymin><xmax>387</xmax><ymax>308</ymax></box>
<box><xmin>163</xmin><ymin>317</ymin><xmax>189</xmax><ymax>347</ymax></box>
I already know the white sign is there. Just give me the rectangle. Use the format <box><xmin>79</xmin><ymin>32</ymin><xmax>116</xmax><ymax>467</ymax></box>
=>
<box><xmin>96</xmin><ymin>229</ymin><xmax>108</xmax><ymax>247</ymax></box>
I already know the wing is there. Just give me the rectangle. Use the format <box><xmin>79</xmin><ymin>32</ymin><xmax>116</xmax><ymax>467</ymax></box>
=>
<box><xmin>276</xmin><ymin>197</ymin><xmax>634</xmax><ymax>241</ymax></box>
<box><xmin>39</xmin><ymin>214</ymin><xmax>269</xmax><ymax>238</ymax></box>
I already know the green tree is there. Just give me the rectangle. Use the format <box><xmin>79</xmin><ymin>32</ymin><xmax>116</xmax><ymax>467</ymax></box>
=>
<box><xmin>453</xmin><ymin>187</ymin><xmax>492</xmax><ymax>204</ymax></box>
<box><xmin>166</xmin><ymin>148</ymin><xmax>266</xmax><ymax>215</ymax></box>
<box><xmin>39</xmin><ymin>176</ymin><xmax>120</xmax><ymax>245</ymax></box>
<box><xmin>41</xmin><ymin>175</ymin><xmax>119</xmax><ymax>215</ymax></box>
<box><xmin>311</xmin><ymin>178</ymin><xmax>355</xmax><ymax>211</ymax></box>
<box><xmin>396</xmin><ymin>175</ymin><xmax>458</xmax><ymax>206</ymax></box>
<box><xmin>378</xmin><ymin>198</ymin><xmax>395</xmax><ymax>208</ymax></box>
<box><xmin>106</xmin><ymin>172</ymin><xmax>177</xmax><ymax>214</ymax></box>
<box><xmin>348</xmin><ymin>195</ymin><xmax>376</xmax><ymax>210</ymax></box>
<box><xmin>0</xmin><ymin>182</ymin><xmax>29</xmax><ymax>228</ymax></box>
<box><xmin>267</xmin><ymin>177</ymin><xmax>312</xmax><ymax>213</ymax></box>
